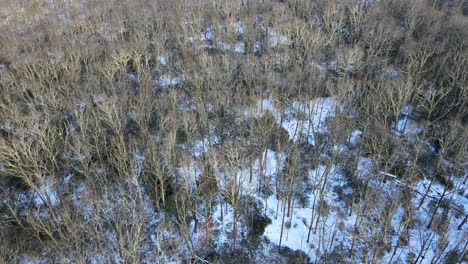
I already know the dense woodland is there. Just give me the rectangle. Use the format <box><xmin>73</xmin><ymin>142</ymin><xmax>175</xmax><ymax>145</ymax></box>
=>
<box><xmin>0</xmin><ymin>0</ymin><xmax>467</xmax><ymax>263</ymax></box>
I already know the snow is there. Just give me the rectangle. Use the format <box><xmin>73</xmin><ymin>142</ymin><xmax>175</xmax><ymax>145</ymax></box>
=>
<box><xmin>349</xmin><ymin>129</ymin><xmax>362</xmax><ymax>145</ymax></box>
<box><xmin>19</xmin><ymin>255</ymin><xmax>47</xmax><ymax>264</ymax></box>
<box><xmin>150</xmin><ymin>234</ymin><xmax>157</xmax><ymax>245</ymax></box>
<box><xmin>158</xmin><ymin>56</ymin><xmax>167</xmax><ymax>66</ymax></box>
<box><xmin>311</xmin><ymin>61</ymin><xmax>328</xmax><ymax>79</ymax></box>
<box><xmin>386</xmin><ymin>66</ymin><xmax>401</xmax><ymax>78</ymax></box>
<box><xmin>192</xmin><ymin>137</ymin><xmax>210</xmax><ymax>158</ymax></box>
<box><xmin>268</xmin><ymin>29</ymin><xmax>290</xmax><ymax>48</ymax></box>
<box><xmin>127</xmin><ymin>73</ymin><xmax>136</xmax><ymax>81</ymax></box>
<box><xmin>184</xmin><ymin>23</ymin><xmax>288</xmax><ymax>55</ymax></box>
<box><xmin>263</xmin><ymin>197</ymin><xmax>313</xmax><ymax>253</ymax></box>
<box><xmin>396</xmin><ymin>116</ymin><xmax>423</xmax><ymax>136</ymax></box>
<box><xmin>231</xmin><ymin>95</ymin><xmax>467</xmax><ymax>262</ymax></box>
<box><xmin>233</xmin><ymin>43</ymin><xmax>246</xmax><ymax>53</ymax></box>
<box><xmin>212</xmin><ymin>202</ymin><xmax>235</xmax><ymax>247</ymax></box>
<box><xmin>205</xmin><ymin>134</ymin><xmax>353</xmax><ymax>260</ymax></box>
<box><xmin>187</xmin><ymin>26</ymin><xmax>215</xmax><ymax>42</ymax></box>
<box><xmin>248</xmin><ymin>97</ymin><xmax>337</xmax><ymax>143</ymax></box>
<box><xmin>376</xmin><ymin>166</ymin><xmax>468</xmax><ymax>263</ymax></box>
<box><xmin>32</xmin><ymin>178</ymin><xmax>60</xmax><ymax>207</ymax></box>
<box><xmin>401</xmin><ymin>104</ymin><xmax>414</xmax><ymax>116</ymax></box>
<box><xmin>19</xmin><ymin>256</ymin><xmax>31</xmax><ymax>264</ymax></box>
<box><xmin>340</xmin><ymin>27</ymin><xmax>350</xmax><ymax>37</ymax></box>
<box><xmin>235</xmin><ymin>20</ymin><xmax>244</xmax><ymax>35</ymax></box>
<box><xmin>273</xmin><ymin>97</ymin><xmax>336</xmax><ymax>143</ymax></box>
<box><xmin>64</xmin><ymin>173</ymin><xmax>74</xmax><ymax>183</ymax></box>
<box><xmin>132</xmin><ymin>150</ymin><xmax>145</xmax><ymax>185</ymax></box>
<box><xmin>7</xmin><ymin>89</ymin><xmax>467</xmax><ymax>263</ymax></box>
<box><xmin>5</xmin><ymin>16</ymin><xmax>465</xmax><ymax>256</ymax></box>
<box><xmin>253</xmin><ymin>41</ymin><xmax>262</xmax><ymax>54</ymax></box>
<box><xmin>259</xmin><ymin>159</ymin><xmax>355</xmax><ymax>261</ymax></box>
<box><xmin>357</xmin><ymin>156</ymin><xmax>372</xmax><ymax>177</ymax></box>
<box><xmin>202</xmin><ymin>27</ymin><xmax>213</xmax><ymax>41</ymax></box>
<box><xmin>219</xmin><ymin>41</ymin><xmax>245</xmax><ymax>54</ymax></box>
<box><xmin>156</xmin><ymin>74</ymin><xmax>186</xmax><ymax>87</ymax></box>
<box><xmin>255</xmin><ymin>15</ymin><xmax>266</xmax><ymax>32</ymax></box>
<box><xmin>178</xmin><ymin>156</ymin><xmax>202</xmax><ymax>186</ymax></box>
<box><xmin>76</xmin><ymin>102</ymin><xmax>86</xmax><ymax>110</ymax></box>
<box><xmin>395</xmin><ymin>104</ymin><xmax>423</xmax><ymax>136</ymax></box>
<box><xmin>91</xmin><ymin>94</ymin><xmax>104</xmax><ymax>105</ymax></box>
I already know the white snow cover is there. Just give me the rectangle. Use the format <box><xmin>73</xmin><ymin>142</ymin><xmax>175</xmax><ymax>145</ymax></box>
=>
<box><xmin>211</xmin><ymin>96</ymin><xmax>467</xmax><ymax>262</ymax></box>
<box><xmin>248</xmin><ymin>97</ymin><xmax>338</xmax><ymax>143</ymax></box>
<box><xmin>268</xmin><ymin>29</ymin><xmax>290</xmax><ymax>48</ymax></box>
<box><xmin>396</xmin><ymin>104</ymin><xmax>423</xmax><ymax>136</ymax></box>
<box><xmin>156</xmin><ymin>74</ymin><xmax>186</xmax><ymax>87</ymax></box>
<box><xmin>11</xmin><ymin>94</ymin><xmax>467</xmax><ymax>263</ymax></box>
<box><xmin>32</xmin><ymin>178</ymin><xmax>60</xmax><ymax>206</ymax></box>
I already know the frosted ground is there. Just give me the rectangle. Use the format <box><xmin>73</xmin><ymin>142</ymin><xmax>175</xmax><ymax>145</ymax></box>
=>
<box><xmin>212</xmin><ymin>97</ymin><xmax>467</xmax><ymax>263</ymax></box>
<box><xmin>14</xmin><ymin>95</ymin><xmax>467</xmax><ymax>263</ymax></box>
<box><xmin>15</xmin><ymin>76</ymin><xmax>467</xmax><ymax>264</ymax></box>
<box><xmin>5</xmin><ymin>6</ymin><xmax>466</xmax><ymax>263</ymax></box>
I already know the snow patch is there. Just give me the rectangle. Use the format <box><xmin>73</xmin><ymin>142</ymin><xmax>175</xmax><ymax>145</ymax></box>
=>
<box><xmin>32</xmin><ymin>178</ymin><xmax>60</xmax><ymax>207</ymax></box>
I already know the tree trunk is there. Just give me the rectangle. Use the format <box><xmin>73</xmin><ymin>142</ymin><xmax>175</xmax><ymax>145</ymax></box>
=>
<box><xmin>279</xmin><ymin>200</ymin><xmax>287</xmax><ymax>248</ymax></box>
<box><xmin>417</xmin><ymin>176</ymin><xmax>434</xmax><ymax>210</ymax></box>
<box><xmin>458</xmin><ymin>214</ymin><xmax>467</xmax><ymax>230</ymax></box>
<box><xmin>307</xmin><ymin>192</ymin><xmax>317</xmax><ymax>243</ymax></box>
<box><xmin>232</xmin><ymin>208</ymin><xmax>237</xmax><ymax>251</ymax></box>
<box><xmin>427</xmin><ymin>188</ymin><xmax>446</xmax><ymax>230</ymax></box>
<box><xmin>220</xmin><ymin>201</ymin><xmax>223</xmax><ymax>222</ymax></box>
<box><xmin>289</xmin><ymin>199</ymin><xmax>295</xmax><ymax>220</ymax></box>
<box><xmin>249</xmin><ymin>160</ymin><xmax>253</xmax><ymax>183</ymax></box>
<box><xmin>192</xmin><ymin>209</ymin><xmax>198</xmax><ymax>233</ymax></box>
<box><xmin>275</xmin><ymin>199</ymin><xmax>280</xmax><ymax>219</ymax></box>
<box><xmin>388</xmin><ymin>240</ymin><xmax>399</xmax><ymax>264</ymax></box>
<box><xmin>413</xmin><ymin>231</ymin><xmax>434</xmax><ymax>264</ymax></box>
<box><xmin>287</xmin><ymin>194</ymin><xmax>292</xmax><ymax>218</ymax></box>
